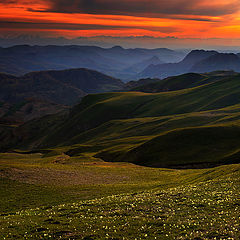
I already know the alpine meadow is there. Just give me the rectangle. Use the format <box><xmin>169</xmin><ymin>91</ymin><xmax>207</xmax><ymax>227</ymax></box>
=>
<box><xmin>1</xmin><ymin>0</ymin><xmax>240</xmax><ymax>239</ymax></box>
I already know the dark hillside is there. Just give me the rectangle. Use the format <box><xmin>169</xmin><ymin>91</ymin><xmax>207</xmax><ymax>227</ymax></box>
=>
<box><xmin>0</xmin><ymin>68</ymin><xmax>124</xmax><ymax>106</ymax></box>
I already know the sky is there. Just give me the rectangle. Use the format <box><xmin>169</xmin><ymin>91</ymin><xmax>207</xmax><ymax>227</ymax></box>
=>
<box><xmin>1</xmin><ymin>0</ymin><xmax>240</xmax><ymax>48</ymax></box>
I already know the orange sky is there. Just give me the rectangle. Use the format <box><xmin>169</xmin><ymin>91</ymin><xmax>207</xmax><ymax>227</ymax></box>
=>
<box><xmin>1</xmin><ymin>0</ymin><xmax>240</xmax><ymax>45</ymax></box>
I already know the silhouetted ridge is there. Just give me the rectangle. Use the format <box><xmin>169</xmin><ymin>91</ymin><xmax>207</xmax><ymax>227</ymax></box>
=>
<box><xmin>138</xmin><ymin>50</ymin><xmax>240</xmax><ymax>79</ymax></box>
<box><xmin>191</xmin><ymin>53</ymin><xmax>240</xmax><ymax>73</ymax></box>
<box><xmin>180</xmin><ymin>50</ymin><xmax>218</xmax><ymax>65</ymax></box>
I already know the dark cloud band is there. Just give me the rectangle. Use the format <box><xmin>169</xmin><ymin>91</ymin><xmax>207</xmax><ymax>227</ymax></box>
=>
<box><xmin>0</xmin><ymin>21</ymin><xmax>130</xmax><ymax>30</ymax></box>
<box><xmin>0</xmin><ymin>20</ymin><xmax>179</xmax><ymax>33</ymax></box>
<box><xmin>43</xmin><ymin>0</ymin><xmax>239</xmax><ymax>17</ymax></box>
<box><xmin>1</xmin><ymin>0</ymin><xmax>238</xmax><ymax>19</ymax></box>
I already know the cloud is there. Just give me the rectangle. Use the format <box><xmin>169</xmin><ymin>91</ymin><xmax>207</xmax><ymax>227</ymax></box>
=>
<box><xmin>41</xmin><ymin>0</ymin><xmax>240</xmax><ymax>17</ymax></box>
<box><xmin>0</xmin><ymin>0</ymin><xmax>45</xmax><ymax>4</ymax></box>
<box><xmin>0</xmin><ymin>20</ymin><xmax>180</xmax><ymax>33</ymax></box>
<box><xmin>1</xmin><ymin>0</ymin><xmax>238</xmax><ymax>21</ymax></box>
<box><xmin>0</xmin><ymin>0</ymin><xmax>18</xmax><ymax>3</ymax></box>
<box><xmin>0</xmin><ymin>21</ymin><xmax>131</xmax><ymax>30</ymax></box>
<box><xmin>1</xmin><ymin>0</ymin><xmax>239</xmax><ymax>41</ymax></box>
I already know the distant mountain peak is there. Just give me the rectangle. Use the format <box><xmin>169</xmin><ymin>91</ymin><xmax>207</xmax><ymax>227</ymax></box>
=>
<box><xmin>190</xmin><ymin>52</ymin><xmax>240</xmax><ymax>73</ymax></box>
<box><xmin>182</xmin><ymin>49</ymin><xmax>218</xmax><ymax>63</ymax></box>
<box><xmin>136</xmin><ymin>49</ymin><xmax>240</xmax><ymax>79</ymax></box>
<box><xmin>111</xmin><ymin>45</ymin><xmax>124</xmax><ymax>50</ymax></box>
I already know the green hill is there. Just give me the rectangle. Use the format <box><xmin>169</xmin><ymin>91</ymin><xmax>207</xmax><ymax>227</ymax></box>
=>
<box><xmin>130</xmin><ymin>71</ymin><xmax>238</xmax><ymax>93</ymax></box>
<box><xmin>1</xmin><ymin>72</ymin><xmax>236</xmax><ymax>168</ymax></box>
<box><xmin>3</xmin><ymin>71</ymin><xmax>240</xmax><ymax>168</ymax></box>
<box><xmin>120</xmin><ymin>126</ymin><xmax>240</xmax><ymax>168</ymax></box>
<box><xmin>41</xmin><ymin>73</ymin><xmax>240</xmax><ymax>144</ymax></box>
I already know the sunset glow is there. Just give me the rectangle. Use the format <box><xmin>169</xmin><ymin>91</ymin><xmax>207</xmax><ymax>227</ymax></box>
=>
<box><xmin>1</xmin><ymin>0</ymin><xmax>240</xmax><ymax>46</ymax></box>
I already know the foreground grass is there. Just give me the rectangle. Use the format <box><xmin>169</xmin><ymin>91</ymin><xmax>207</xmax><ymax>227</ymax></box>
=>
<box><xmin>0</xmin><ymin>164</ymin><xmax>239</xmax><ymax>239</ymax></box>
<box><xmin>0</xmin><ymin>152</ymin><xmax>239</xmax><ymax>213</ymax></box>
<box><xmin>0</xmin><ymin>153</ymin><xmax>240</xmax><ymax>239</ymax></box>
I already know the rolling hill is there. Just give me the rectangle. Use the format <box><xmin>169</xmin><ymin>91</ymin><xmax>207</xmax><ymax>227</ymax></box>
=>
<box><xmin>0</xmin><ymin>68</ymin><xmax>124</xmax><ymax>124</ymax></box>
<box><xmin>129</xmin><ymin>71</ymin><xmax>238</xmax><ymax>92</ymax></box>
<box><xmin>124</xmin><ymin>77</ymin><xmax>160</xmax><ymax>90</ymax></box>
<box><xmin>0</xmin><ymin>68</ymin><xmax>124</xmax><ymax>106</ymax></box>
<box><xmin>3</xmin><ymin>71</ymin><xmax>240</xmax><ymax>168</ymax></box>
<box><xmin>122</xmin><ymin>125</ymin><xmax>240</xmax><ymax>168</ymax></box>
<box><xmin>0</xmin><ymin>98</ymin><xmax>69</xmax><ymax>124</ymax></box>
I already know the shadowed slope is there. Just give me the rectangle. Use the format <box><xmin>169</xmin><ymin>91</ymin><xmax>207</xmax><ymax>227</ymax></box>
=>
<box><xmin>121</xmin><ymin>126</ymin><xmax>240</xmax><ymax>168</ymax></box>
<box><xmin>0</xmin><ymin>68</ymin><xmax>124</xmax><ymax>106</ymax></box>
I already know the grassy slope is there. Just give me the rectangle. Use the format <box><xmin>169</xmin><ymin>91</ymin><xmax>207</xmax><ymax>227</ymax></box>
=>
<box><xmin>132</xmin><ymin>72</ymin><xmax>206</xmax><ymax>92</ymax></box>
<box><xmin>131</xmin><ymin>71</ymin><xmax>238</xmax><ymax>93</ymax></box>
<box><xmin>123</xmin><ymin>125</ymin><xmax>240</xmax><ymax>168</ymax></box>
<box><xmin>23</xmin><ymin>73</ymin><xmax>240</xmax><ymax>168</ymax></box>
<box><xmin>1</xmin><ymin>152</ymin><xmax>239</xmax><ymax>212</ymax></box>
<box><xmin>72</xmin><ymin>107</ymin><xmax>240</xmax><ymax>167</ymax></box>
<box><xmin>45</xmin><ymin>74</ymin><xmax>240</xmax><ymax>142</ymax></box>
<box><xmin>0</xmin><ymin>111</ymin><xmax>68</xmax><ymax>151</ymax></box>
<box><xmin>0</xmin><ymin>154</ymin><xmax>239</xmax><ymax>239</ymax></box>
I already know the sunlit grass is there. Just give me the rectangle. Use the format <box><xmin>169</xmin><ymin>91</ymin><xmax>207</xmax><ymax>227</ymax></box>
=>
<box><xmin>0</xmin><ymin>163</ymin><xmax>239</xmax><ymax>239</ymax></box>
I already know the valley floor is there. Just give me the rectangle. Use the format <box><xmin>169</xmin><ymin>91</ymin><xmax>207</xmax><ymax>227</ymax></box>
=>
<box><xmin>0</xmin><ymin>153</ymin><xmax>239</xmax><ymax>239</ymax></box>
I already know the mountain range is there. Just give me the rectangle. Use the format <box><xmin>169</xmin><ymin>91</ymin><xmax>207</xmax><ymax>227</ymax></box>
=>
<box><xmin>1</xmin><ymin>45</ymin><xmax>240</xmax><ymax>81</ymax></box>
<box><xmin>0</xmin><ymin>45</ymin><xmax>184</xmax><ymax>81</ymax></box>
<box><xmin>138</xmin><ymin>50</ymin><xmax>240</xmax><ymax>79</ymax></box>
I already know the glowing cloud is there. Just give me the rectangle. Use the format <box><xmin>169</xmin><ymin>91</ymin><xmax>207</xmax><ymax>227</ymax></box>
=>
<box><xmin>0</xmin><ymin>0</ymin><xmax>240</xmax><ymax>46</ymax></box>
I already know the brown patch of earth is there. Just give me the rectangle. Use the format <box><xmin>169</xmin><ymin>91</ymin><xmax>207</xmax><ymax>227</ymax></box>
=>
<box><xmin>0</xmin><ymin>167</ymin><xmax>129</xmax><ymax>186</ymax></box>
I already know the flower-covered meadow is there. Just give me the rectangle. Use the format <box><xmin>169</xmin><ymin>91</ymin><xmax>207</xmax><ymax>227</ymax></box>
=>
<box><xmin>1</xmin><ymin>171</ymin><xmax>239</xmax><ymax>239</ymax></box>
